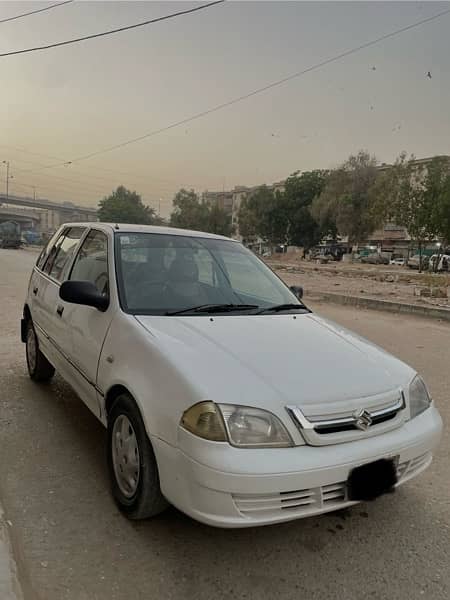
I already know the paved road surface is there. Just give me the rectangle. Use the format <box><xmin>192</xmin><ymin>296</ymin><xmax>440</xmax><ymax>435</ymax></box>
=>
<box><xmin>0</xmin><ymin>249</ymin><xmax>448</xmax><ymax>600</ymax></box>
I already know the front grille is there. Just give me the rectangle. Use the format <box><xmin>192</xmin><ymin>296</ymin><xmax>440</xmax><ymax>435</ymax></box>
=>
<box><xmin>315</xmin><ymin>409</ymin><xmax>398</xmax><ymax>434</ymax></box>
<box><xmin>287</xmin><ymin>390</ymin><xmax>406</xmax><ymax>446</ymax></box>
<box><xmin>233</xmin><ymin>453</ymin><xmax>432</xmax><ymax>519</ymax></box>
<box><xmin>397</xmin><ymin>452</ymin><xmax>431</xmax><ymax>480</ymax></box>
<box><xmin>233</xmin><ymin>482</ymin><xmax>347</xmax><ymax>517</ymax></box>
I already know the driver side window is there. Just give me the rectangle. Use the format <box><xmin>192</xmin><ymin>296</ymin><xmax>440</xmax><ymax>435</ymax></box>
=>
<box><xmin>70</xmin><ymin>230</ymin><xmax>109</xmax><ymax>295</ymax></box>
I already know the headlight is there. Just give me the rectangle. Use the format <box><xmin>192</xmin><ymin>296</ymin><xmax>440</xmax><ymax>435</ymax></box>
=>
<box><xmin>218</xmin><ymin>404</ymin><xmax>293</xmax><ymax>448</ymax></box>
<box><xmin>181</xmin><ymin>401</ymin><xmax>227</xmax><ymax>442</ymax></box>
<box><xmin>409</xmin><ymin>375</ymin><xmax>431</xmax><ymax>418</ymax></box>
<box><xmin>181</xmin><ymin>402</ymin><xmax>293</xmax><ymax>447</ymax></box>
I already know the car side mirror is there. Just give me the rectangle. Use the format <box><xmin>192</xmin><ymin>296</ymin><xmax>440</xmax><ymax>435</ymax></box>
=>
<box><xmin>290</xmin><ymin>285</ymin><xmax>303</xmax><ymax>300</ymax></box>
<box><xmin>59</xmin><ymin>280</ymin><xmax>109</xmax><ymax>312</ymax></box>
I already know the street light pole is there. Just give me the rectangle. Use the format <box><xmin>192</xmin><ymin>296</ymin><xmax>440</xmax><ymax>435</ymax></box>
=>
<box><xmin>2</xmin><ymin>160</ymin><xmax>10</xmax><ymax>199</ymax></box>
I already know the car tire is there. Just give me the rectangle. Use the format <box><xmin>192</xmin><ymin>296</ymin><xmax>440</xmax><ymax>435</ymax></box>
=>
<box><xmin>107</xmin><ymin>393</ymin><xmax>168</xmax><ymax>520</ymax></box>
<box><xmin>26</xmin><ymin>320</ymin><xmax>55</xmax><ymax>382</ymax></box>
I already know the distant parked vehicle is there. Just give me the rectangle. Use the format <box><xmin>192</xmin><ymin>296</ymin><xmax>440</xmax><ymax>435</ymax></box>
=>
<box><xmin>407</xmin><ymin>255</ymin><xmax>430</xmax><ymax>270</ymax></box>
<box><xmin>22</xmin><ymin>230</ymin><xmax>42</xmax><ymax>245</ymax></box>
<box><xmin>390</xmin><ymin>257</ymin><xmax>406</xmax><ymax>266</ymax></box>
<box><xmin>0</xmin><ymin>220</ymin><xmax>21</xmax><ymax>249</ymax></box>
<box><xmin>361</xmin><ymin>253</ymin><xmax>389</xmax><ymax>265</ymax></box>
<box><xmin>428</xmin><ymin>254</ymin><xmax>450</xmax><ymax>272</ymax></box>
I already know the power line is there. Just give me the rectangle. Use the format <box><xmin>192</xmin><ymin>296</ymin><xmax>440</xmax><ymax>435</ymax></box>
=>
<box><xmin>59</xmin><ymin>6</ymin><xmax>450</xmax><ymax>165</ymax></box>
<box><xmin>0</xmin><ymin>0</ymin><xmax>225</xmax><ymax>58</ymax></box>
<box><xmin>0</xmin><ymin>144</ymin><xmax>204</xmax><ymax>189</ymax></box>
<box><xmin>0</xmin><ymin>0</ymin><xmax>73</xmax><ymax>25</ymax></box>
<box><xmin>2</xmin><ymin>156</ymin><xmax>183</xmax><ymax>204</ymax></box>
<box><xmin>4</xmin><ymin>6</ymin><xmax>448</xmax><ymax>185</ymax></box>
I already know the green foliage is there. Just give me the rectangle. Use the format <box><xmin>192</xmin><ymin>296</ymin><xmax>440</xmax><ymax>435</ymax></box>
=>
<box><xmin>312</xmin><ymin>151</ymin><xmax>383</xmax><ymax>247</ymax></box>
<box><xmin>237</xmin><ymin>173</ymin><xmax>329</xmax><ymax>250</ymax></box>
<box><xmin>283</xmin><ymin>170</ymin><xmax>329</xmax><ymax>250</ymax></box>
<box><xmin>170</xmin><ymin>189</ymin><xmax>234</xmax><ymax>237</ymax></box>
<box><xmin>98</xmin><ymin>186</ymin><xmax>160</xmax><ymax>225</ymax></box>
<box><xmin>426</xmin><ymin>158</ymin><xmax>450</xmax><ymax>247</ymax></box>
<box><xmin>237</xmin><ymin>186</ymin><xmax>286</xmax><ymax>247</ymax></box>
<box><xmin>170</xmin><ymin>189</ymin><xmax>210</xmax><ymax>231</ymax></box>
<box><xmin>237</xmin><ymin>196</ymin><xmax>259</xmax><ymax>241</ymax></box>
<box><xmin>385</xmin><ymin>154</ymin><xmax>438</xmax><ymax>243</ymax></box>
<box><xmin>207</xmin><ymin>202</ymin><xmax>235</xmax><ymax>236</ymax></box>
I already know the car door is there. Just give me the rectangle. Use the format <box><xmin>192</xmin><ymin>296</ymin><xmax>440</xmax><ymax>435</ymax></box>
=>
<box><xmin>62</xmin><ymin>229</ymin><xmax>115</xmax><ymax>418</ymax></box>
<box><xmin>31</xmin><ymin>227</ymin><xmax>86</xmax><ymax>370</ymax></box>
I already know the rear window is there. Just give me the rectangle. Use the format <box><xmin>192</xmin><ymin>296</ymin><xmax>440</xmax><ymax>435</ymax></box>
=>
<box><xmin>36</xmin><ymin>230</ymin><xmax>61</xmax><ymax>271</ymax></box>
<box><xmin>42</xmin><ymin>227</ymin><xmax>86</xmax><ymax>281</ymax></box>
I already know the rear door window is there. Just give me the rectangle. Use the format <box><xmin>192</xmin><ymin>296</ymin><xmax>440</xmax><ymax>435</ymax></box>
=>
<box><xmin>36</xmin><ymin>230</ymin><xmax>61</xmax><ymax>271</ymax></box>
<box><xmin>43</xmin><ymin>227</ymin><xmax>86</xmax><ymax>282</ymax></box>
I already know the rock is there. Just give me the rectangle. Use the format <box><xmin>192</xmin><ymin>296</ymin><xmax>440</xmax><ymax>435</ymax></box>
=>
<box><xmin>385</xmin><ymin>274</ymin><xmax>395</xmax><ymax>282</ymax></box>
<box><xmin>419</xmin><ymin>288</ymin><xmax>431</xmax><ymax>297</ymax></box>
<box><xmin>431</xmin><ymin>287</ymin><xmax>447</xmax><ymax>298</ymax></box>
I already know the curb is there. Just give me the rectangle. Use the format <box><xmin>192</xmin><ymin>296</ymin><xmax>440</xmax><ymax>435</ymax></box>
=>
<box><xmin>0</xmin><ymin>506</ymin><xmax>23</xmax><ymax>600</ymax></box>
<box><xmin>309</xmin><ymin>291</ymin><xmax>450</xmax><ymax>322</ymax></box>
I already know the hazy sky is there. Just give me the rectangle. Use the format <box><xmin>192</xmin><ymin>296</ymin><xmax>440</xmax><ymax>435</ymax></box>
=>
<box><xmin>1</xmin><ymin>0</ymin><xmax>450</xmax><ymax>216</ymax></box>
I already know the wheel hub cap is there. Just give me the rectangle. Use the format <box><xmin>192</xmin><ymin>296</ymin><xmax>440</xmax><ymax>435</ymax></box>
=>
<box><xmin>27</xmin><ymin>329</ymin><xmax>37</xmax><ymax>372</ymax></box>
<box><xmin>112</xmin><ymin>415</ymin><xmax>140</xmax><ymax>498</ymax></box>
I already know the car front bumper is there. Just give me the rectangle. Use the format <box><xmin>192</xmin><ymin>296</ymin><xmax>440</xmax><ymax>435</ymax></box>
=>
<box><xmin>152</xmin><ymin>405</ymin><xmax>442</xmax><ymax>528</ymax></box>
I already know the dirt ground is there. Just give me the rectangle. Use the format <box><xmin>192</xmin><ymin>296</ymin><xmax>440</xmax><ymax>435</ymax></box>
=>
<box><xmin>268</xmin><ymin>254</ymin><xmax>450</xmax><ymax>310</ymax></box>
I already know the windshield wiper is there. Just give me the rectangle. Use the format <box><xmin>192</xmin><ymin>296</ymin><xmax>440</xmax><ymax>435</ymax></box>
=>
<box><xmin>166</xmin><ymin>303</ymin><xmax>259</xmax><ymax>316</ymax></box>
<box><xmin>256</xmin><ymin>303</ymin><xmax>308</xmax><ymax>315</ymax></box>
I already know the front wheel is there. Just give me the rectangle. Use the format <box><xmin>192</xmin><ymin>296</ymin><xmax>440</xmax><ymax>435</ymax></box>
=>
<box><xmin>107</xmin><ymin>393</ymin><xmax>168</xmax><ymax>520</ymax></box>
<box><xmin>26</xmin><ymin>321</ymin><xmax>55</xmax><ymax>382</ymax></box>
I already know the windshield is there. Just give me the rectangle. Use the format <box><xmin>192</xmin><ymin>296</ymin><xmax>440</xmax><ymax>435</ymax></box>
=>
<box><xmin>115</xmin><ymin>232</ymin><xmax>302</xmax><ymax>315</ymax></box>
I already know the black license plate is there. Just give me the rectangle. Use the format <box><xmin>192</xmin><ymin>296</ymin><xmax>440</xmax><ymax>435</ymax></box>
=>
<box><xmin>347</xmin><ymin>458</ymin><xmax>398</xmax><ymax>501</ymax></box>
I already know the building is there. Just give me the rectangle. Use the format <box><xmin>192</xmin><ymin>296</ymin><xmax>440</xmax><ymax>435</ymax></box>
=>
<box><xmin>367</xmin><ymin>224</ymin><xmax>411</xmax><ymax>256</ymax></box>
<box><xmin>377</xmin><ymin>155</ymin><xmax>450</xmax><ymax>175</ymax></box>
<box><xmin>201</xmin><ymin>190</ymin><xmax>234</xmax><ymax>215</ymax></box>
<box><xmin>370</xmin><ymin>155</ymin><xmax>450</xmax><ymax>255</ymax></box>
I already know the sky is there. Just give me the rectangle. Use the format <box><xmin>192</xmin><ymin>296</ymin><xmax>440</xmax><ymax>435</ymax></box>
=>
<box><xmin>1</xmin><ymin>0</ymin><xmax>450</xmax><ymax>217</ymax></box>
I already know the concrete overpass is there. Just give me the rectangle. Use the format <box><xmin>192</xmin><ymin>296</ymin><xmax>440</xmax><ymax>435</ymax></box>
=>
<box><xmin>0</xmin><ymin>206</ymin><xmax>41</xmax><ymax>226</ymax></box>
<box><xmin>0</xmin><ymin>193</ymin><xmax>97</xmax><ymax>232</ymax></box>
<box><xmin>0</xmin><ymin>193</ymin><xmax>97</xmax><ymax>216</ymax></box>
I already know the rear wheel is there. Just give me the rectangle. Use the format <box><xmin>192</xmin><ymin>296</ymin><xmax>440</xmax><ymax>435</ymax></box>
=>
<box><xmin>107</xmin><ymin>393</ymin><xmax>168</xmax><ymax>520</ymax></box>
<box><xmin>26</xmin><ymin>321</ymin><xmax>55</xmax><ymax>382</ymax></box>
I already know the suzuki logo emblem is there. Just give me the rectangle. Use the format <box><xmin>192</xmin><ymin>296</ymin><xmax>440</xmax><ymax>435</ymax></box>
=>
<box><xmin>353</xmin><ymin>409</ymin><xmax>373</xmax><ymax>431</ymax></box>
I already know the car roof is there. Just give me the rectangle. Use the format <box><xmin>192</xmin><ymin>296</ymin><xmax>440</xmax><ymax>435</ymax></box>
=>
<box><xmin>60</xmin><ymin>222</ymin><xmax>237</xmax><ymax>242</ymax></box>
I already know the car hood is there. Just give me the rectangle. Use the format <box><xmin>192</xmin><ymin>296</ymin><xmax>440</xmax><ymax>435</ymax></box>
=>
<box><xmin>135</xmin><ymin>313</ymin><xmax>415</xmax><ymax>412</ymax></box>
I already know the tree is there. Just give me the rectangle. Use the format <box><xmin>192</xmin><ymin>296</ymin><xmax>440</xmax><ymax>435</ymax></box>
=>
<box><xmin>380</xmin><ymin>153</ymin><xmax>439</xmax><ymax>272</ymax></box>
<box><xmin>98</xmin><ymin>186</ymin><xmax>159</xmax><ymax>224</ymax></box>
<box><xmin>237</xmin><ymin>186</ymin><xmax>286</xmax><ymax>249</ymax></box>
<box><xmin>207</xmin><ymin>203</ymin><xmax>234</xmax><ymax>237</ymax></box>
<box><xmin>283</xmin><ymin>170</ymin><xmax>329</xmax><ymax>253</ymax></box>
<box><xmin>312</xmin><ymin>151</ymin><xmax>383</xmax><ymax>250</ymax></box>
<box><xmin>170</xmin><ymin>188</ymin><xmax>233</xmax><ymax>236</ymax></box>
<box><xmin>424</xmin><ymin>157</ymin><xmax>450</xmax><ymax>270</ymax></box>
<box><xmin>237</xmin><ymin>196</ymin><xmax>259</xmax><ymax>242</ymax></box>
<box><xmin>170</xmin><ymin>189</ymin><xmax>209</xmax><ymax>231</ymax></box>
<box><xmin>434</xmin><ymin>176</ymin><xmax>450</xmax><ymax>249</ymax></box>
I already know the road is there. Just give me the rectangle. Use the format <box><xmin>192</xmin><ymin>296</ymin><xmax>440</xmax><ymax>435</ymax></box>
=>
<box><xmin>0</xmin><ymin>248</ymin><xmax>449</xmax><ymax>600</ymax></box>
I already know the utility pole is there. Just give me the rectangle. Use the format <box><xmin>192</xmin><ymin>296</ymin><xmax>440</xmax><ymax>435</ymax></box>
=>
<box><xmin>2</xmin><ymin>160</ymin><xmax>10</xmax><ymax>199</ymax></box>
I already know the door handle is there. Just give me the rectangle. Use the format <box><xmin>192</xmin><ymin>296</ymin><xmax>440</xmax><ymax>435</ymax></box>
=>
<box><xmin>32</xmin><ymin>286</ymin><xmax>38</xmax><ymax>295</ymax></box>
<box><xmin>56</xmin><ymin>305</ymin><xmax>64</xmax><ymax>317</ymax></box>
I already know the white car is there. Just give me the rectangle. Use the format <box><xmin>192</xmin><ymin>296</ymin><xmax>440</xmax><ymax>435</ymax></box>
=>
<box><xmin>390</xmin><ymin>257</ymin><xmax>406</xmax><ymax>266</ymax></box>
<box><xmin>22</xmin><ymin>223</ymin><xmax>442</xmax><ymax>528</ymax></box>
